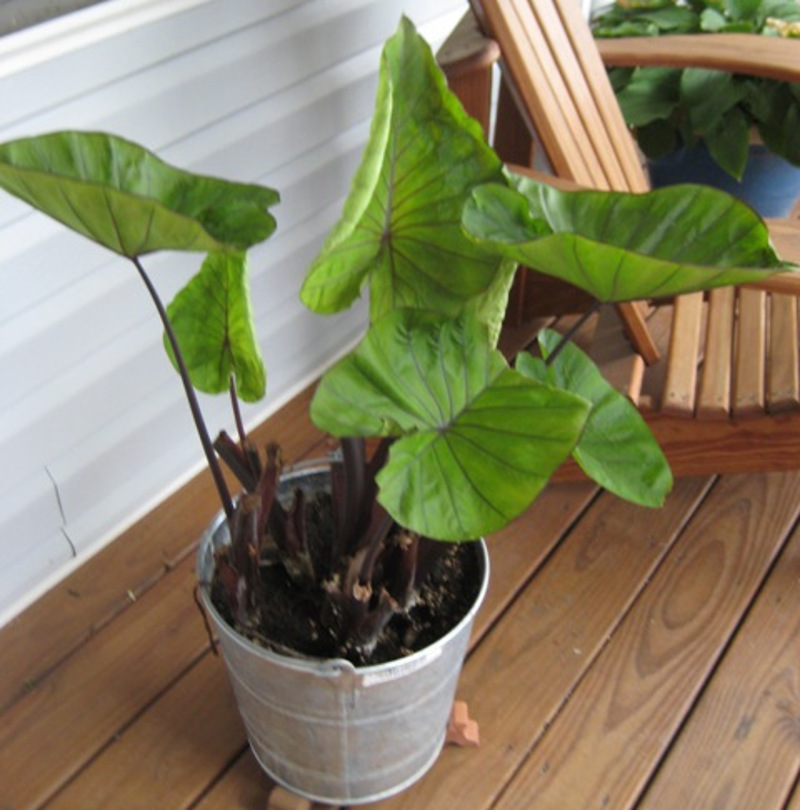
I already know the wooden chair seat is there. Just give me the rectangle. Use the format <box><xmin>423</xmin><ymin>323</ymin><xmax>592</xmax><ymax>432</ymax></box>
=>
<box><xmin>437</xmin><ymin>4</ymin><xmax>800</xmax><ymax>477</ymax></box>
<box><xmin>643</xmin><ymin>288</ymin><xmax>800</xmax><ymax>420</ymax></box>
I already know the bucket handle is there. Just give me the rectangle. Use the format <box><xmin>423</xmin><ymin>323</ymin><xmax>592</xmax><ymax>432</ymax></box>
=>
<box><xmin>193</xmin><ymin>583</ymin><xmax>220</xmax><ymax>656</ymax></box>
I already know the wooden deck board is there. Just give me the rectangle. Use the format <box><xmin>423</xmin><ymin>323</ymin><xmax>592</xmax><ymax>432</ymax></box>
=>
<box><xmin>1</xmin><ymin>555</ymin><xmax>208</xmax><ymax>810</ymax></box>
<box><xmin>192</xmin><ymin>752</ymin><xmax>273</xmax><ymax>810</ymax></box>
<box><xmin>491</xmin><ymin>471</ymin><xmax>800</xmax><ymax>810</ymax></box>
<box><xmin>639</xmin><ymin>519</ymin><xmax>800</xmax><ymax>809</ymax></box>
<box><xmin>467</xmin><ymin>479</ymin><xmax>598</xmax><ymax>645</ymax></box>
<box><xmin>45</xmin><ymin>653</ymin><xmax>243</xmax><ymax>810</ymax></box>
<box><xmin>2</xmin><ymin>379</ymin><xmax>800</xmax><ymax>810</ymax></box>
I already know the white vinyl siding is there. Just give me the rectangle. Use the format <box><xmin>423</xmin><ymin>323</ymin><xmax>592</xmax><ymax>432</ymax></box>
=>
<box><xmin>0</xmin><ymin>1</ymin><xmax>111</xmax><ymax>36</ymax></box>
<box><xmin>0</xmin><ymin>0</ymin><xmax>467</xmax><ymax>623</ymax></box>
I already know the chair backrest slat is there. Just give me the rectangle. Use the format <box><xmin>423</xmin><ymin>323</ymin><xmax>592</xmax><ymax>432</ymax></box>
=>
<box><xmin>472</xmin><ymin>0</ymin><xmax>649</xmax><ymax>192</ymax></box>
<box><xmin>548</xmin><ymin>0</ymin><xmax>649</xmax><ymax>191</ymax></box>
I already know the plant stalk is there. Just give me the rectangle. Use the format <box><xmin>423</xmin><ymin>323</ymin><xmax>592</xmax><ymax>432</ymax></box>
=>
<box><xmin>229</xmin><ymin>376</ymin><xmax>248</xmax><ymax>452</ymax></box>
<box><xmin>544</xmin><ymin>300</ymin><xmax>603</xmax><ymax>366</ymax></box>
<box><xmin>228</xmin><ymin>375</ymin><xmax>261</xmax><ymax>487</ymax></box>
<box><xmin>132</xmin><ymin>256</ymin><xmax>235</xmax><ymax>522</ymax></box>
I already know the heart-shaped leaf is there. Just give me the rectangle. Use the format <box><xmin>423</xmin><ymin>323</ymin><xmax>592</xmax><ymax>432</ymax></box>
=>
<box><xmin>165</xmin><ymin>251</ymin><xmax>266</xmax><ymax>402</ymax></box>
<box><xmin>311</xmin><ymin>310</ymin><xmax>591</xmax><ymax>540</ymax></box>
<box><xmin>0</xmin><ymin>131</ymin><xmax>279</xmax><ymax>257</ymax></box>
<box><xmin>300</xmin><ymin>17</ymin><xmax>511</xmax><ymax>339</ymax></box>
<box><xmin>463</xmin><ymin>176</ymin><xmax>793</xmax><ymax>303</ymax></box>
<box><xmin>517</xmin><ymin>330</ymin><xmax>672</xmax><ymax>507</ymax></box>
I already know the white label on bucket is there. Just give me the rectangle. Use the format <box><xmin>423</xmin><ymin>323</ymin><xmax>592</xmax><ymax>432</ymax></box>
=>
<box><xmin>360</xmin><ymin>647</ymin><xmax>442</xmax><ymax>687</ymax></box>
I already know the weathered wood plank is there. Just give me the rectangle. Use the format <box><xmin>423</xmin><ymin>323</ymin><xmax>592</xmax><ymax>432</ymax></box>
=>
<box><xmin>471</xmin><ymin>481</ymin><xmax>597</xmax><ymax>645</ymax></box>
<box><xmin>45</xmin><ymin>653</ymin><xmax>243</xmax><ymax>810</ymax></box>
<box><xmin>192</xmin><ymin>750</ymin><xmax>274</xmax><ymax>810</ymax></box>
<box><xmin>786</xmin><ymin>783</ymin><xmax>800</xmax><ymax>810</ymax></box>
<box><xmin>0</xmin><ymin>554</ymin><xmax>209</xmax><ymax>810</ymax></box>
<box><xmin>639</xmin><ymin>521</ymin><xmax>800</xmax><ymax>810</ymax></box>
<box><xmin>491</xmin><ymin>471</ymin><xmax>800</xmax><ymax>810</ymax></box>
<box><xmin>0</xmin><ymin>386</ymin><xmax>324</xmax><ymax>809</ymax></box>
<box><xmin>358</xmin><ymin>476</ymin><xmax>713</xmax><ymax>810</ymax></box>
<box><xmin>193</xmin><ymin>754</ymin><xmax>332</xmax><ymax>810</ymax></box>
<box><xmin>0</xmin><ymin>384</ymin><xmax>324</xmax><ymax>713</ymax></box>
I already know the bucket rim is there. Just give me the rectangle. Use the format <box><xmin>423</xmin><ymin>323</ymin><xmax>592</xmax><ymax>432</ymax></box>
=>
<box><xmin>196</xmin><ymin>459</ymin><xmax>489</xmax><ymax>677</ymax></box>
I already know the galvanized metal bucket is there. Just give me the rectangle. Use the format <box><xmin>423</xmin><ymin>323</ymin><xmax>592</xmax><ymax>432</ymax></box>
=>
<box><xmin>196</xmin><ymin>462</ymin><xmax>489</xmax><ymax>805</ymax></box>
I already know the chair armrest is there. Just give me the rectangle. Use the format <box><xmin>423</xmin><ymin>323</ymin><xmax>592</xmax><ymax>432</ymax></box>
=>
<box><xmin>437</xmin><ymin>9</ymin><xmax>500</xmax><ymax>79</ymax></box>
<box><xmin>597</xmin><ymin>34</ymin><xmax>800</xmax><ymax>84</ymax></box>
<box><xmin>506</xmin><ymin>164</ymin><xmax>582</xmax><ymax>191</ymax></box>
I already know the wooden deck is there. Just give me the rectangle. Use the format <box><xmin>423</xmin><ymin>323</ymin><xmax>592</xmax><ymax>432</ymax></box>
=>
<box><xmin>2</xmin><ymin>320</ymin><xmax>800</xmax><ymax>810</ymax></box>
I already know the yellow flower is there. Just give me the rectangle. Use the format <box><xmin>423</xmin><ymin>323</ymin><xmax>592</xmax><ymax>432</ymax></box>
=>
<box><xmin>765</xmin><ymin>17</ymin><xmax>800</xmax><ymax>37</ymax></box>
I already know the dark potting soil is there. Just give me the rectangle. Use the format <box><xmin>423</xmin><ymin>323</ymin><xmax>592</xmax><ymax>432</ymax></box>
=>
<box><xmin>210</xmin><ymin>493</ymin><xmax>483</xmax><ymax>668</ymax></box>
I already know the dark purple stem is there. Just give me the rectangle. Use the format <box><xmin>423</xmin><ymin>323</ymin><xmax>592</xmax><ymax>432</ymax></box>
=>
<box><xmin>132</xmin><ymin>256</ymin><xmax>234</xmax><ymax>522</ymax></box>
<box><xmin>544</xmin><ymin>300</ymin><xmax>603</xmax><ymax>367</ymax></box>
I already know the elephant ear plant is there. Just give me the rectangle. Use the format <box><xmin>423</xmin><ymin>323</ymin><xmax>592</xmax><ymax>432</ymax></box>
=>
<box><xmin>0</xmin><ymin>17</ymin><xmax>795</xmax><ymax>668</ymax></box>
<box><xmin>0</xmin><ymin>132</ymin><xmax>279</xmax><ymax>529</ymax></box>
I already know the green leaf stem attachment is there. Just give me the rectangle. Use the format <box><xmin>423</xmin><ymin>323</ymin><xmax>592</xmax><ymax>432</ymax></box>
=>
<box><xmin>518</xmin><ymin>330</ymin><xmax>672</xmax><ymax>507</ymax></box>
<box><xmin>311</xmin><ymin>309</ymin><xmax>591</xmax><ymax>541</ymax></box>
<box><xmin>165</xmin><ymin>251</ymin><xmax>266</xmax><ymax>402</ymax></box>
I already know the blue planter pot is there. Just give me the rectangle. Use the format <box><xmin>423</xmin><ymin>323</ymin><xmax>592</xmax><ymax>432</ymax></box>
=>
<box><xmin>648</xmin><ymin>141</ymin><xmax>800</xmax><ymax>218</ymax></box>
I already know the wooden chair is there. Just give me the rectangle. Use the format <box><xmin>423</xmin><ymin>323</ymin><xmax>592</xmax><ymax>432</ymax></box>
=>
<box><xmin>438</xmin><ymin>2</ymin><xmax>800</xmax><ymax>478</ymax></box>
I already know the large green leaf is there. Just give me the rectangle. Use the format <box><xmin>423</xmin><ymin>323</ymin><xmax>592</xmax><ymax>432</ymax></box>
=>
<box><xmin>310</xmin><ymin>310</ymin><xmax>591</xmax><ymax>540</ymax></box>
<box><xmin>679</xmin><ymin>68</ymin><xmax>750</xmax><ymax>179</ymax></box>
<box><xmin>705</xmin><ymin>106</ymin><xmax>751</xmax><ymax>180</ymax></box>
<box><xmin>635</xmin><ymin>118</ymin><xmax>681</xmax><ymax>160</ymax></box>
<box><xmin>753</xmin><ymin>82</ymin><xmax>800</xmax><ymax>166</ymax></box>
<box><xmin>300</xmin><ymin>17</ymin><xmax>509</xmax><ymax>334</ymax></box>
<box><xmin>615</xmin><ymin>67</ymin><xmax>681</xmax><ymax>127</ymax></box>
<box><xmin>723</xmin><ymin>0</ymin><xmax>763</xmax><ymax>24</ymax></box>
<box><xmin>592</xmin><ymin>3</ymin><xmax>698</xmax><ymax>36</ymax></box>
<box><xmin>681</xmin><ymin>68</ymin><xmax>745</xmax><ymax>133</ymax></box>
<box><xmin>518</xmin><ymin>330</ymin><xmax>672</xmax><ymax>507</ymax></box>
<box><xmin>699</xmin><ymin>6</ymin><xmax>730</xmax><ymax>30</ymax></box>
<box><xmin>0</xmin><ymin>131</ymin><xmax>279</xmax><ymax>257</ymax></box>
<box><xmin>462</xmin><ymin>176</ymin><xmax>793</xmax><ymax>303</ymax></box>
<box><xmin>165</xmin><ymin>251</ymin><xmax>266</xmax><ymax>402</ymax></box>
